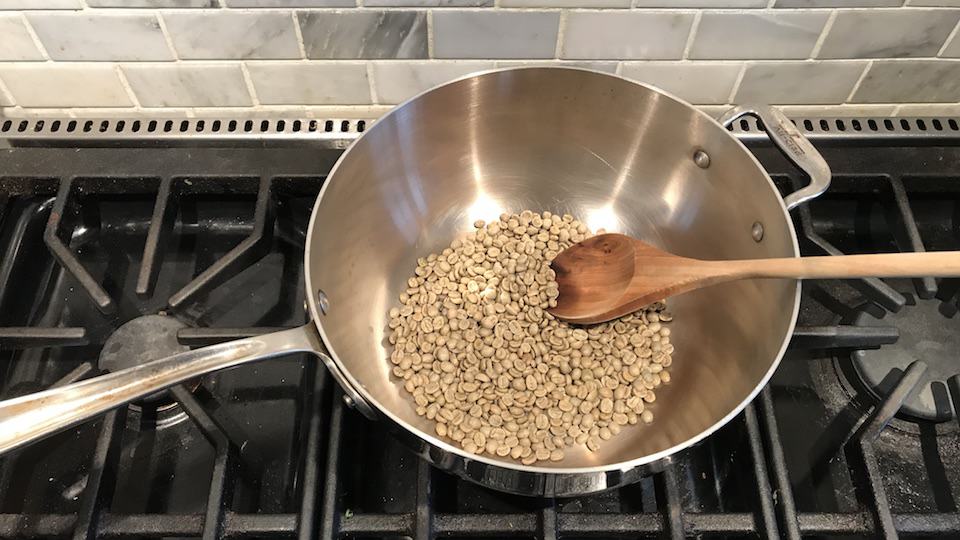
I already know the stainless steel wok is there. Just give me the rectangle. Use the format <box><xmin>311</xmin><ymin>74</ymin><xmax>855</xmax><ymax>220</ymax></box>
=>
<box><xmin>0</xmin><ymin>67</ymin><xmax>831</xmax><ymax>496</ymax></box>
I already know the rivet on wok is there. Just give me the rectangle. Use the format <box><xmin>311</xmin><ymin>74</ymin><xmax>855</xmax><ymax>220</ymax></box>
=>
<box><xmin>751</xmin><ymin>221</ymin><xmax>764</xmax><ymax>242</ymax></box>
<box><xmin>343</xmin><ymin>395</ymin><xmax>355</xmax><ymax>408</ymax></box>
<box><xmin>317</xmin><ymin>289</ymin><xmax>330</xmax><ymax>315</ymax></box>
<box><xmin>693</xmin><ymin>149</ymin><xmax>710</xmax><ymax>169</ymax></box>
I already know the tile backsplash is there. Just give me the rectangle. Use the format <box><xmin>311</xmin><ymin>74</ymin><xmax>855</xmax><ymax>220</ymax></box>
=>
<box><xmin>1</xmin><ymin>1</ymin><xmax>960</xmax><ymax>118</ymax></box>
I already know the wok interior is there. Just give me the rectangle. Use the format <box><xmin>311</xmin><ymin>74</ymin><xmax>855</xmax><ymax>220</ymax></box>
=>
<box><xmin>308</xmin><ymin>68</ymin><xmax>798</xmax><ymax>469</ymax></box>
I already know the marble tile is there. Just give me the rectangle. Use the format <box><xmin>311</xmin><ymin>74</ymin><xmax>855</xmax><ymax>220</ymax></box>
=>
<box><xmin>696</xmin><ymin>105</ymin><xmax>730</xmax><ymax>118</ymax></box>
<box><xmin>299</xmin><ymin>10</ymin><xmax>427</xmax><ymax>59</ymax></box>
<box><xmin>633</xmin><ymin>0</ymin><xmax>765</xmax><ymax>5</ymax></box>
<box><xmin>734</xmin><ymin>61</ymin><xmax>867</xmax><ymax>104</ymax></box>
<box><xmin>562</xmin><ymin>11</ymin><xmax>693</xmax><ymax>60</ymax></box>
<box><xmin>621</xmin><ymin>62</ymin><xmax>741</xmax><ymax>104</ymax></box>
<box><xmin>689</xmin><ymin>11</ymin><xmax>828</xmax><ymax>60</ymax></box>
<box><xmin>87</xmin><ymin>0</ymin><xmax>217</xmax><ymax>6</ymax></box>
<box><xmin>503</xmin><ymin>0</ymin><xmax>628</xmax><ymax>6</ymax></box>
<box><xmin>164</xmin><ymin>12</ymin><xmax>300</xmax><ymax>60</ymax></box>
<box><xmin>123</xmin><ymin>64</ymin><xmax>252</xmax><ymax>107</ymax></box>
<box><xmin>776</xmin><ymin>104</ymin><xmax>898</xmax><ymax>116</ymax></box>
<box><xmin>936</xmin><ymin>28</ymin><xmax>960</xmax><ymax>57</ymax></box>
<box><xmin>852</xmin><ymin>60</ymin><xmax>960</xmax><ymax>102</ymax></box>
<box><xmin>434</xmin><ymin>11</ymin><xmax>559</xmax><ymax>59</ymax></box>
<box><xmin>895</xmin><ymin>103</ymin><xmax>960</xmax><ymax>115</ymax></box>
<box><xmin>494</xmin><ymin>60</ymin><xmax>618</xmax><ymax>73</ymax></box>
<box><xmin>0</xmin><ymin>0</ymin><xmax>79</xmax><ymax>8</ymax></box>
<box><xmin>226</xmin><ymin>0</ymin><xmax>354</xmax><ymax>6</ymax></box>
<box><xmin>0</xmin><ymin>85</ymin><xmax>13</xmax><ymax>106</ymax></box>
<box><xmin>27</xmin><ymin>14</ymin><xmax>173</xmax><ymax>61</ymax></box>
<box><xmin>0</xmin><ymin>14</ymin><xmax>43</xmax><ymax>60</ymax></box>
<box><xmin>246</xmin><ymin>62</ymin><xmax>371</xmax><ymax>105</ymax></box>
<box><xmin>906</xmin><ymin>0</ymin><xmax>960</xmax><ymax>5</ymax></box>
<box><xmin>366</xmin><ymin>0</ymin><xmax>492</xmax><ymax>5</ymax></box>
<box><xmin>775</xmin><ymin>0</ymin><xmax>901</xmax><ymax>6</ymax></box>
<box><xmin>372</xmin><ymin>61</ymin><xmax>494</xmax><ymax>103</ymax></box>
<box><xmin>0</xmin><ymin>65</ymin><xmax>132</xmax><ymax>107</ymax></box>
<box><xmin>818</xmin><ymin>10</ymin><xmax>960</xmax><ymax>58</ymax></box>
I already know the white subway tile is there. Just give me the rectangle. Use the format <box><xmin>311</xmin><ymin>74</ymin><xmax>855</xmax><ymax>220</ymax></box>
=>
<box><xmin>621</xmin><ymin>62</ymin><xmax>741</xmax><ymax>104</ymax></box>
<box><xmin>123</xmin><ymin>64</ymin><xmax>253</xmax><ymax>107</ymax></box>
<box><xmin>0</xmin><ymin>14</ymin><xmax>43</xmax><ymax>61</ymax></box>
<box><xmin>817</xmin><ymin>10</ymin><xmax>960</xmax><ymax>58</ymax></box>
<box><xmin>906</xmin><ymin>0</ymin><xmax>960</xmax><ymax>5</ymax></box>
<box><xmin>366</xmin><ymin>0</ymin><xmax>492</xmax><ymax>5</ymax></box>
<box><xmin>502</xmin><ymin>0</ymin><xmax>629</xmax><ymax>6</ymax></box>
<box><xmin>226</xmin><ymin>0</ymin><xmax>353</xmax><ymax>5</ymax></box>
<box><xmin>433</xmin><ymin>11</ymin><xmax>560</xmax><ymax>59</ymax></box>
<box><xmin>299</xmin><ymin>11</ymin><xmax>428</xmax><ymax>59</ymax></box>
<box><xmin>895</xmin><ymin>103</ymin><xmax>960</xmax><ymax>115</ymax></box>
<box><xmin>0</xmin><ymin>0</ymin><xmax>80</xmax><ymax>8</ymax></box>
<box><xmin>562</xmin><ymin>11</ymin><xmax>694</xmax><ymax>60</ymax></box>
<box><xmin>372</xmin><ymin>61</ymin><xmax>493</xmax><ymax>103</ymax></box>
<box><xmin>494</xmin><ymin>60</ymin><xmax>618</xmax><ymax>73</ymax></box>
<box><xmin>852</xmin><ymin>60</ymin><xmax>960</xmax><ymax>102</ymax></box>
<box><xmin>0</xmin><ymin>65</ymin><xmax>132</xmax><ymax>107</ymax></box>
<box><xmin>246</xmin><ymin>62</ymin><xmax>372</xmax><ymax>105</ymax></box>
<box><xmin>634</xmin><ymin>0</ymin><xmax>764</xmax><ymax>5</ymax></box>
<box><xmin>775</xmin><ymin>0</ymin><xmax>901</xmax><ymax>6</ymax></box>
<box><xmin>941</xmin><ymin>29</ymin><xmax>960</xmax><ymax>56</ymax></box>
<box><xmin>27</xmin><ymin>14</ymin><xmax>173</xmax><ymax>61</ymax></box>
<box><xmin>88</xmin><ymin>0</ymin><xmax>218</xmax><ymax>6</ymax></box>
<box><xmin>164</xmin><ymin>12</ymin><xmax>301</xmax><ymax>60</ymax></box>
<box><xmin>775</xmin><ymin>104</ymin><xmax>898</xmax><ymax>116</ymax></box>
<box><xmin>696</xmin><ymin>105</ymin><xmax>731</xmax><ymax>118</ymax></box>
<box><xmin>689</xmin><ymin>11</ymin><xmax>829</xmax><ymax>60</ymax></box>
<box><xmin>733</xmin><ymin>61</ymin><xmax>867</xmax><ymax>104</ymax></box>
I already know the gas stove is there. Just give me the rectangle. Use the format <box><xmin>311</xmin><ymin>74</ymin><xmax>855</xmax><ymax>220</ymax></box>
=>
<box><xmin>0</xmin><ymin>115</ymin><xmax>958</xmax><ymax>540</ymax></box>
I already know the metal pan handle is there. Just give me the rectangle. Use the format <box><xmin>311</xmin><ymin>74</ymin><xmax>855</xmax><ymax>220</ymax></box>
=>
<box><xmin>719</xmin><ymin>104</ymin><xmax>831</xmax><ymax>210</ymax></box>
<box><xmin>0</xmin><ymin>324</ymin><xmax>375</xmax><ymax>455</ymax></box>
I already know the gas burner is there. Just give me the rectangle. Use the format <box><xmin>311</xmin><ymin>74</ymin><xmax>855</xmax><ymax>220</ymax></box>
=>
<box><xmin>851</xmin><ymin>296</ymin><xmax>959</xmax><ymax>422</ymax></box>
<box><xmin>98</xmin><ymin>314</ymin><xmax>196</xmax><ymax>424</ymax></box>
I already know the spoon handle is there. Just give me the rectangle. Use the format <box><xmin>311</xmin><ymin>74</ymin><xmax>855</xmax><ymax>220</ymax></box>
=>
<box><xmin>732</xmin><ymin>251</ymin><xmax>960</xmax><ymax>279</ymax></box>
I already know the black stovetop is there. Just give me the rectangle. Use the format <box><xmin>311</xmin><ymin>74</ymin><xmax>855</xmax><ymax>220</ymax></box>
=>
<box><xmin>0</xmin><ymin>135</ymin><xmax>958</xmax><ymax>540</ymax></box>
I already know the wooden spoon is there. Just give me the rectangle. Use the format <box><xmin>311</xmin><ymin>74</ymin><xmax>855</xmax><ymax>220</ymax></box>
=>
<box><xmin>549</xmin><ymin>233</ymin><xmax>960</xmax><ymax>325</ymax></box>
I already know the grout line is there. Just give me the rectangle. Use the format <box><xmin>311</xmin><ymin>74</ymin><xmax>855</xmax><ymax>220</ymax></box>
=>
<box><xmin>554</xmin><ymin>10</ymin><xmax>567</xmax><ymax>60</ymax></box>
<box><xmin>20</xmin><ymin>13</ymin><xmax>52</xmax><ymax>62</ymax></box>
<box><xmin>239</xmin><ymin>62</ymin><xmax>261</xmax><ymax>106</ymax></box>
<box><xmin>366</xmin><ymin>62</ymin><xmax>378</xmax><ymax>105</ymax></box>
<box><xmin>937</xmin><ymin>19</ymin><xmax>960</xmax><ymax>57</ymax></box>
<box><xmin>427</xmin><ymin>9</ymin><xmax>435</xmax><ymax>58</ymax></box>
<box><xmin>114</xmin><ymin>64</ymin><xmax>143</xmax><ymax>109</ymax></box>
<box><xmin>808</xmin><ymin>9</ymin><xmax>836</xmax><ymax>59</ymax></box>
<box><xmin>292</xmin><ymin>11</ymin><xmax>307</xmax><ymax>59</ymax></box>
<box><xmin>844</xmin><ymin>59</ymin><xmax>872</xmax><ymax>102</ymax></box>
<box><xmin>0</xmin><ymin>76</ymin><xmax>16</xmax><ymax>107</ymax></box>
<box><xmin>155</xmin><ymin>13</ymin><xmax>180</xmax><ymax>61</ymax></box>
<box><xmin>681</xmin><ymin>11</ymin><xmax>701</xmax><ymax>61</ymax></box>
<box><xmin>726</xmin><ymin>62</ymin><xmax>747</xmax><ymax>104</ymax></box>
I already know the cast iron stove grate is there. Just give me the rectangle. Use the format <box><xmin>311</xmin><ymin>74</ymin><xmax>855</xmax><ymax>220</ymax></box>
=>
<box><xmin>0</xmin><ymin>125</ymin><xmax>958</xmax><ymax>539</ymax></box>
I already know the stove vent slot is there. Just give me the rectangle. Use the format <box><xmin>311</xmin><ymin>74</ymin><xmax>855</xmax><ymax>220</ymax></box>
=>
<box><xmin>0</xmin><ymin>116</ymin><xmax>373</xmax><ymax>140</ymax></box>
<box><xmin>1</xmin><ymin>115</ymin><xmax>958</xmax><ymax>143</ymax></box>
<box><xmin>725</xmin><ymin>115</ymin><xmax>960</xmax><ymax>140</ymax></box>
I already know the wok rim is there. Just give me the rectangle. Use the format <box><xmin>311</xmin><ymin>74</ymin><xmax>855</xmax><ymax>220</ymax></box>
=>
<box><xmin>304</xmin><ymin>66</ymin><xmax>801</xmax><ymax>475</ymax></box>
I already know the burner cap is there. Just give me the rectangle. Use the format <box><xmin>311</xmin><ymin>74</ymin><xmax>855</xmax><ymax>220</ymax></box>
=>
<box><xmin>98</xmin><ymin>314</ymin><xmax>190</xmax><ymax>406</ymax></box>
<box><xmin>851</xmin><ymin>298</ymin><xmax>959</xmax><ymax>422</ymax></box>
